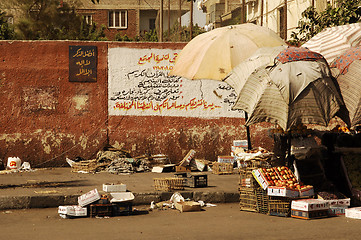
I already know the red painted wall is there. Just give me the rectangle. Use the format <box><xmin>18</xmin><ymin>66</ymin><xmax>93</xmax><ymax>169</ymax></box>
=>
<box><xmin>0</xmin><ymin>41</ymin><xmax>274</xmax><ymax>167</ymax></box>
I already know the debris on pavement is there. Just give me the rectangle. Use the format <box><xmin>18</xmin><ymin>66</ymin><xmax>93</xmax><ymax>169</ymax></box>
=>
<box><xmin>149</xmin><ymin>192</ymin><xmax>214</xmax><ymax>213</ymax></box>
<box><xmin>67</xmin><ymin>145</ymin><xmax>172</xmax><ymax>174</ymax></box>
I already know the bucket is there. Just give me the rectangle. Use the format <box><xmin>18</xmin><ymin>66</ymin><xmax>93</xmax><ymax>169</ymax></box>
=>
<box><xmin>7</xmin><ymin>157</ymin><xmax>22</xmax><ymax>170</ymax></box>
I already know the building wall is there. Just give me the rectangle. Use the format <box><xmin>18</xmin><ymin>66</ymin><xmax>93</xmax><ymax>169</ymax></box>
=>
<box><xmin>245</xmin><ymin>0</ymin><xmax>329</xmax><ymax>40</ymax></box>
<box><xmin>0</xmin><ymin>40</ymin><xmax>274</xmax><ymax>167</ymax></box>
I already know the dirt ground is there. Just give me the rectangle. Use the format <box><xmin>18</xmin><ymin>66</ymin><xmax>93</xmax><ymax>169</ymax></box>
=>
<box><xmin>0</xmin><ymin>203</ymin><xmax>360</xmax><ymax>240</ymax></box>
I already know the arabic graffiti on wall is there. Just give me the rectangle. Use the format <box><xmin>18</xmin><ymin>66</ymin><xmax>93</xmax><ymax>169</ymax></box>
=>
<box><xmin>69</xmin><ymin>46</ymin><xmax>97</xmax><ymax>82</ymax></box>
<box><xmin>108</xmin><ymin>48</ymin><xmax>243</xmax><ymax>118</ymax></box>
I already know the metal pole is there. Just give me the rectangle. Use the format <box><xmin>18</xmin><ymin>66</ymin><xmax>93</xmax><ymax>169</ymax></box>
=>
<box><xmin>190</xmin><ymin>0</ymin><xmax>193</xmax><ymax>39</ymax></box>
<box><xmin>179</xmin><ymin>0</ymin><xmax>182</xmax><ymax>41</ymax></box>
<box><xmin>244</xmin><ymin>112</ymin><xmax>252</xmax><ymax>150</ymax></box>
<box><xmin>168</xmin><ymin>0</ymin><xmax>171</xmax><ymax>41</ymax></box>
<box><xmin>261</xmin><ymin>0</ymin><xmax>264</xmax><ymax>26</ymax></box>
<box><xmin>284</xmin><ymin>0</ymin><xmax>287</xmax><ymax>40</ymax></box>
<box><xmin>160</xmin><ymin>0</ymin><xmax>163</xmax><ymax>42</ymax></box>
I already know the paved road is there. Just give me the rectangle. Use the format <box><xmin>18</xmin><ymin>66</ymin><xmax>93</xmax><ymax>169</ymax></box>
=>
<box><xmin>1</xmin><ymin>203</ymin><xmax>360</xmax><ymax>240</ymax></box>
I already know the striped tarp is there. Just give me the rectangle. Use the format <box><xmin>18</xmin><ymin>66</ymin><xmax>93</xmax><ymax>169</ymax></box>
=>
<box><xmin>302</xmin><ymin>23</ymin><xmax>361</xmax><ymax>64</ymax></box>
<box><xmin>232</xmin><ymin>59</ymin><xmax>343</xmax><ymax>131</ymax></box>
<box><xmin>333</xmin><ymin>60</ymin><xmax>361</xmax><ymax>128</ymax></box>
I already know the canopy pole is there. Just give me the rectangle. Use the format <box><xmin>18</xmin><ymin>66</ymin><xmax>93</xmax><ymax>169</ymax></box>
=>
<box><xmin>245</xmin><ymin>112</ymin><xmax>252</xmax><ymax>150</ymax></box>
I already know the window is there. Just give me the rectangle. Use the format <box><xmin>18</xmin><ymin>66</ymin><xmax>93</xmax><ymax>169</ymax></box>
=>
<box><xmin>108</xmin><ymin>10</ymin><xmax>127</xmax><ymax>29</ymax></box>
<box><xmin>149</xmin><ymin>19</ymin><xmax>156</xmax><ymax>31</ymax></box>
<box><xmin>83</xmin><ymin>15</ymin><xmax>92</xmax><ymax>25</ymax></box>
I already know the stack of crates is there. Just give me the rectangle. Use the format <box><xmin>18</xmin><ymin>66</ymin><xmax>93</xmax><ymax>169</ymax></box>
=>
<box><xmin>239</xmin><ymin>159</ymin><xmax>271</xmax><ymax>213</ymax></box>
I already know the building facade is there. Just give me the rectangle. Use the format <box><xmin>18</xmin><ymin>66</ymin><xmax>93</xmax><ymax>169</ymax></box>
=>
<box><xmin>200</xmin><ymin>0</ymin><xmax>336</xmax><ymax>40</ymax></box>
<box><xmin>75</xmin><ymin>0</ymin><xmax>190</xmax><ymax>40</ymax></box>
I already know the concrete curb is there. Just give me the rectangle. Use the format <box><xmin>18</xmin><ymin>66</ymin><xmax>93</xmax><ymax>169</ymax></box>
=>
<box><xmin>0</xmin><ymin>191</ymin><xmax>239</xmax><ymax>210</ymax></box>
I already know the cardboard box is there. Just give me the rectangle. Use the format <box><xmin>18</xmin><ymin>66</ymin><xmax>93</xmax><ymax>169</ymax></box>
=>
<box><xmin>190</xmin><ymin>159</ymin><xmax>206</xmax><ymax>171</ymax></box>
<box><xmin>320</xmin><ymin>198</ymin><xmax>351</xmax><ymax>207</ymax></box>
<box><xmin>217</xmin><ymin>155</ymin><xmax>235</xmax><ymax>164</ymax></box>
<box><xmin>299</xmin><ymin>186</ymin><xmax>314</xmax><ymax>197</ymax></box>
<box><xmin>110</xmin><ymin>192</ymin><xmax>135</xmax><ymax>203</ymax></box>
<box><xmin>268</xmin><ymin>186</ymin><xmax>299</xmax><ymax>198</ymax></box>
<box><xmin>175</xmin><ymin>201</ymin><xmax>202</xmax><ymax>212</ymax></box>
<box><xmin>78</xmin><ymin>189</ymin><xmax>101</xmax><ymax>207</ymax></box>
<box><xmin>328</xmin><ymin>205</ymin><xmax>348</xmax><ymax>216</ymax></box>
<box><xmin>233</xmin><ymin>140</ymin><xmax>248</xmax><ymax>149</ymax></box>
<box><xmin>58</xmin><ymin>205</ymin><xmax>87</xmax><ymax>218</ymax></box>
<box><xmin>291</xmin><ymin>199</ymin><xmax>330</xmax><ymax>211</ymax></box>
<box><xmin>151</xmin><ymin>164</ymin><xmax>176</xmax><ymax>173</ymax></box>
<box><xmin>291</xmin><ymin>209</ymin><xmax>329</xmax><ymax>220</ymax></box>
<box><xmin>252</xmin><ymin>169</ymin><xmax>269</xmax><ymax>190</ymax></box>
<box><xmin>345</xmin><ymin>207</ymin><xmax>361</xmax><ymax>219</ymax></box>
<box><xmin>103</xmin><ymin>183</ymin><xmax>127</xmax><ymax>192</ymax></box>
<box><xmin>179</xmin><ymin>149</ymin><xmax>196</xmax><ymax>167</ymax></box>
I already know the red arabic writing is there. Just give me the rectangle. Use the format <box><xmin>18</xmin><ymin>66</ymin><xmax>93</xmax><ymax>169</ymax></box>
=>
<box><xmin>138</xmin><ymin>53</ymin><xmax>178</xmax><ymax>65</ymax></box>
<box><xmin>113</xmin><ymin>98</ymin><xmax>221</xmax><ymax>112</ymax></box>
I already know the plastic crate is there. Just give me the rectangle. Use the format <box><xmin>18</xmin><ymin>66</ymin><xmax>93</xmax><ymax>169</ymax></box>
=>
<box><xmin>268</xmin><ymin>196</ymin><xmax>292</xmax><ymax>217</ymax></box>
<box><xmin>291</xmin><ymin>209</ymin><xmax>329</xmax><ymax>220</ymax></box>
<box><xmin>212</xmin><ymin>162</ymin><xmax>234</xmax><ymax>175</ymax></box>
<box><xmin>153</xmin><ymin>178</ymin><xmax>184</xmax><ymax>191</ymax></box>
<box><xmin>89</xmin><ymin>204</ymin><xmax>113</xmax><ymax>218</ymax></box>
<box><xmin>186</xmin><ymin>174</ymin><xmax>208</xmax><ymax>188</ymax></box>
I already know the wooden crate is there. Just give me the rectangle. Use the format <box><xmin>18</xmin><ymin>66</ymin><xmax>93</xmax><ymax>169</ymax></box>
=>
<box><xmin>239</xmin><ymin>187</ymin><xmax>258</xmax><ymax>212</ymax></box>
<box><xmin>268</xmin><ymin>196</ymin><xmax>292</xmax><ymax>217</ymax></box>
<box><xmin>212</xmin><ymin>162</ymin><xmax>234</xmax><ymax>175</ymax></box>
<box><xmin>239</xmin><ymin>168</ymin><xmax>259</xmax><ymax>189</ymax></box>
<box><xmin>153</xmin><ymin>178</ymin><xmax>184</xmax><ymax>191</ymax></box>
<box><xmin>89</xmin><ymin>204</ymin><xmax>113</xmax><ymax>218</ymax></box>
<box><xmin>255</xmin><ymin>188</ymin><xmax>269</xmax><ymax>214</ymax></box>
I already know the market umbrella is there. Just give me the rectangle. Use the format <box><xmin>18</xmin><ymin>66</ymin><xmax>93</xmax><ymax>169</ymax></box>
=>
<box><xmin>302</xmin><ymin>23</ymin><xmax>361</xmax><ymax>64</ymax></box>
<box><xmin>330</xmin><ymin>46</ymin><xmax>361</xmax><ymax>128</ymax></box>
<box><xmin>169</xmin><ymin>23</ymin><xmax>286</xmax><ymax>149</ymax></box>
<box><xmin>169</xmin><ymin>23</ymin><xmax>286</xmax><ymax>81</ymax></box>
<box><xmin>223</xmin><ymin>45</ymin><xmax>287</xmax><ymax>94</ymax></box>
<box><xmin>231</xmin><ymin>47</ymin><xmax>345</xmax><ymax>131</ymax></box>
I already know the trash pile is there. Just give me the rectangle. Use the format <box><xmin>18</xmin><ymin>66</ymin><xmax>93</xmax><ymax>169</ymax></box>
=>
<box><xmin>0</xmin><ymin>157</ymin><xmax>34</xmax><ymax>174</ymax></box>
<box><xmin>67</xmin><ymin>146</ymin><xmax>171</xmax><ymax>174</ymax></box>
<box><xmin>149</xmin><ymin>192</ymin><xmax>216</xmax><ymax>213</ymax></box>
<box><xmin>58</xmin><ymin>183</ymin><xmax>141</xmax><ymax>219</ymax></box>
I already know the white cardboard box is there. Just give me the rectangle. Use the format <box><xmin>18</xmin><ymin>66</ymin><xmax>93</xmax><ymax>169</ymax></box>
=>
<box><xmin>252</xmin><ymin>169</ymin><xmax>269</xmax><ymax>190</ymax></box>
<box><xmin>268</xmin><ymin>186</ymin><xmax>299</xmax><ymax>198</ymax></box>
<box><xmin>78</xmin><ymin>189</ymin><xmax>101</xmax><ymax>207</ymax></box>
<box><xmin>103</xmin><ymin>183</ymin><xmax>127</xmax><ymax>192</ymax></box>
<box><xmin>110</xmin><ymin>192</ymin><xmax>135</xmax><ymax>203</ymax></box>
<box><xmin>58</xmin><ymin>205</ymin><xmax>87</xmax><ymax>217</ymax></box>
<box><xmin>291</xmin><ymin>199</ymin><xmax>330</xmax><ymax>211</ymax></box>
<box><xmin>217</xmin><ymin>156</ymin><xmax>235</xmax><ymax>164</ymax></box>
<box><xmin>345</xmin><ymin>207</ymin><xmax>361</xmax><ymax>219</ymax></box>
<box><xmin>320</xmin><ymin>198</ymin><xmax>351</xmax><ymax>207</ymax></box>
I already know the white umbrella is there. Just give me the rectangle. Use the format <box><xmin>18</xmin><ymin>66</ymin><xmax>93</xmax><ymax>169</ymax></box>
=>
<box><xmin>223</xmin><ymin>46</ymin><xmax>287</xmax><ymax>94</ymax></box>
<box><xmin>302</xmin><ymin>23</ymin><xmax>361</xmax><ymax>64</ymax></box>
<box><xmin>169</xmin><ymin>23</ymin><xmax>286</xmax><ymax>81</ymax></box>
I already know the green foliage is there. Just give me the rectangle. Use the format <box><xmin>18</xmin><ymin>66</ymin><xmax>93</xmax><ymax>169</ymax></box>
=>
<box><xmin>15</xmin><ymin>0</ymin><xmax>105</xmax><ymax>40</ymax></box>
<box><xmin>0</xmin><ymin>10</ymin><xmax>15</xmax><ymax>40</ymax></box>
<box><xmin>291</xmin><ymin>0</ymin><xmax>361</xmax><ymax>45</ymax></box>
